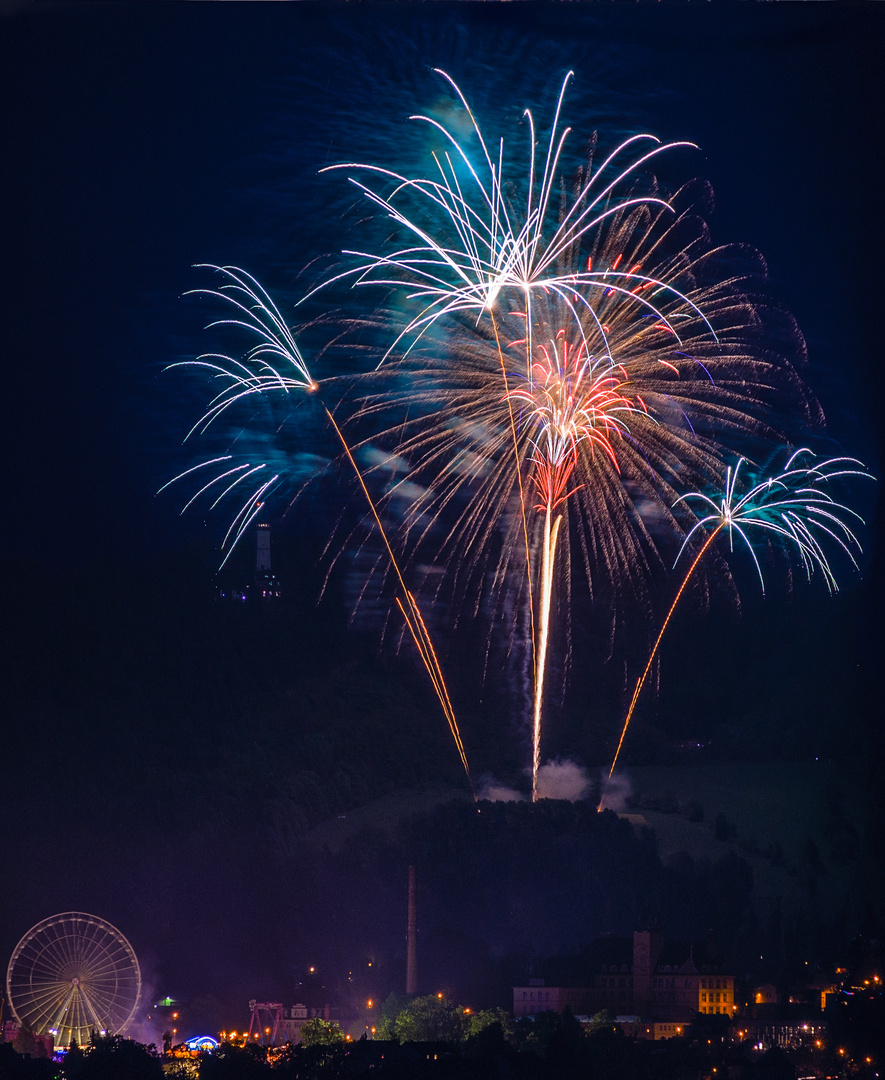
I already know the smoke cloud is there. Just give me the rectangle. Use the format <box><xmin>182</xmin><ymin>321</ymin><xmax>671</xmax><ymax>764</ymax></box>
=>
<box><xmin>596</xmin><ymin>769</ymin><xmax>633</xmax><ymax>813</ymax></box>
<box><xmin>476</xmin><ymin>760</ymin><xmax>598</xmax><ymax>803</ymax></box>
<box><xmin>476</xmin><ymin>776</ymin><xmax>525</xmax><ymax>802</ymax></box>
<box><xmin>535</xmin><ymin>758</ymin><xmax>592</xmax><ymax>801</ymax></box>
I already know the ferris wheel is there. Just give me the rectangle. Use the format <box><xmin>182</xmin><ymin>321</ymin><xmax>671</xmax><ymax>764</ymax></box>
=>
<box><xmin>6</xmin><ymin>912</ymin><xmax>141</xmax><ymax>1047</ymax></box>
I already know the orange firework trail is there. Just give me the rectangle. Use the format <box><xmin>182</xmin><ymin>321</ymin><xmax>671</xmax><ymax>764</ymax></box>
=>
<box><xmin>325</xmin><ymin>409</ymin><xmax>473</xmax><ymax>794</ymax></box>
<box><xmin>602</xmin><ymin>526</ymin><xmax>722</xmax><ymax>805</ymax></box>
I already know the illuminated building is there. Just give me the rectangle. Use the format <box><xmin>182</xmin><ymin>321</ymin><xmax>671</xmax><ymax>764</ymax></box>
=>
<box><xmin>513</xmin><ymin>930</ymin><xmax>737</xmax><ymax>1030</ymax></box>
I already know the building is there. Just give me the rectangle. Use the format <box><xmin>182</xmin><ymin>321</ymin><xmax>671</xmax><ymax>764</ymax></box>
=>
<box><xmin>249</xmin><ymin>524</ymin><xmax>281</xmax><ymax>600</ymax></box>
<box><xmin>514</xmin><ymin>930</ymin><xmax>737</xmax><ymax>1028</ymax></box>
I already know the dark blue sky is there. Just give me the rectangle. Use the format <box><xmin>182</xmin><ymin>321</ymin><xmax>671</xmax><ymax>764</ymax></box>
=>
<box><xmin>3</xmin><ymin>2</ymin><xmax>882</xmax><ymax>570</ymax></box>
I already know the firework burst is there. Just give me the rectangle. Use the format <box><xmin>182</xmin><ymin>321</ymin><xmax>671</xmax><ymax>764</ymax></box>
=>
<box><xmin>166</xmin><ymin>71</ymin><xmax>868</xmax><ymax>800</ymax></box>
<box><xmin>344</xmin><ymin>164</ymin><xmax>816</xmax><ymax>795</ymax></box>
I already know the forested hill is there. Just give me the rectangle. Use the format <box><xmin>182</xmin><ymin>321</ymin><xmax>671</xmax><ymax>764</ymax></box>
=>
<box><xmin>3</xmin><ymin>559</ymin><xmax>882</xmax><ymax>1024</ymax></box>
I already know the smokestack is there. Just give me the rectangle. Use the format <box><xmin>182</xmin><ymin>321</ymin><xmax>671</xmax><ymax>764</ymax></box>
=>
<box><xmin>406</xmin><ymin>864</ymin><xmax>417</xmax><ymax>995</ymax></box>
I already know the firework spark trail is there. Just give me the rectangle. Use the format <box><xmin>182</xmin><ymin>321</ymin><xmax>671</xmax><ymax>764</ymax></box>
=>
<box><xmin>164</xmin><ymin>267</ymin><xmax>473</xmax><ymax>792</ymax></box>
<box><xmin>603</xmin><ymin>526</ymin><xmax>721</xmax><ymax>803</ymax></box>
<box><xmin>507</xmin><ymin>336</ymin><xmax>643</xmax><ymax>798</ymax></box>
<box><xmin>324</xmin><ymin>407</ymin><xmax>474</xmax><ymax>794</ymax></box>
<box><xmin>600</xmin><ymin>450</ymin><xmax>872</xmax><ymax>805</ymax></box>
<box><xmin>531</xmin><ymin>509</ymin><xmax>562</xmax><ymax>801</ymax></box>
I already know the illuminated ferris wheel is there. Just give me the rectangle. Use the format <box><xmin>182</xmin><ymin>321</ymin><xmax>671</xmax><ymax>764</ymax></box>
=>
<box><xmin>6</xmin><ymin>912</ymin><xmax>141</xmax><ymax>1047</ymax></box>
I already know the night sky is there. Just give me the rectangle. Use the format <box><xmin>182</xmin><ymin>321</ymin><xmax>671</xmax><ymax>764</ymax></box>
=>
<box><xmin>3</xmin><ymin>1</ymin><xmax>884</xmax><ymax>1034</ymax></box>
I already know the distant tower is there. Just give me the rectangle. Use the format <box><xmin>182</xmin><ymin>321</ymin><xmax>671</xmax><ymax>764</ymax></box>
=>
<box><xmin>251</xmin><ymin>523</ymin><xmax>281</xmax><ymax>600</ymax></box>
<box><xmin>406</xmin><ymin>865</ymin><xmax>418</xmax><ymax>995</ymax></box>
<box><xmin>256</xmin><ymin>523</ymin><xmax>271</xmax><ymax>573</ymax></box>
<box><xmin>633</xmin><ymin>928</ymin><xmax>665</xmax><ymax>1015</ymax></box>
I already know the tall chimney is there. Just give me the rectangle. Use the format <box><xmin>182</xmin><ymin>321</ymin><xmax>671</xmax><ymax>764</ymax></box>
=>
<box><xmin>406</xmin><ymin>864</ymin><xmax>417</xmax><ymax>995</ymax></box>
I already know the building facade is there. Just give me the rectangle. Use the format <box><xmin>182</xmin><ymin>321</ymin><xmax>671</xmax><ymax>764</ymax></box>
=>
<box><xmin>513</xmin><ymin>930</ymin><xmax>736</xmax><ymax>1025</ymax></box>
